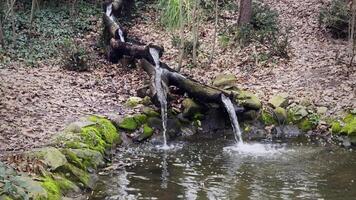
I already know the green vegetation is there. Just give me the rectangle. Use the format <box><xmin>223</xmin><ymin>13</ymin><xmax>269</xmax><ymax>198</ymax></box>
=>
<box><xmin>319</xmin><ymin>0</ymin><xmax>349</xmax><ymax>38</ymax></box>
<box><xmin>60</xmin><ymin>39</ymin><xmax>90</xmax><ymax>72</ymax></box>
<box><xmin>157</xmin><ymin>0</ymin><xmax>192</xmax><ymax>30</ymax></box>
<box><xmin>1</xmin><ymin>1</ymin><xmax>101</xmax><ymax>65</ymax></box>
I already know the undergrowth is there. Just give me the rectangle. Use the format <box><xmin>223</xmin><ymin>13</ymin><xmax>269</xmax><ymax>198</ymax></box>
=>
<box><xmin>1</xmin><ymin>0</ymin><xmax>101</xmax><ymax>66</ymax></box>
<box><xmin>220</xmin><ymin>1</ymin><xmax>290</xmax><ymax>59</ymax></box>
<box><xmin>319</xmin><ymin>0</ymin><xmax>350</xmax><ymax>39</ymax></box>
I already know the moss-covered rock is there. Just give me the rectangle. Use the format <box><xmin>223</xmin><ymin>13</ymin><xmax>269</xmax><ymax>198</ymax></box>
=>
<box><xmin>234</xmin><ymin>90</ymin><xmax>262</xmax><ymax>110</ymax></box>
<box><xmin>143</xmin><ymin>107</ymin><xmax>160</xmax><ymax>118</ymax></box>
<box><xmin>274</xmin><ymin>107</ymin><xmax>288</xmax><ymax>123</ymax></box>
<box><xmin>40</xmin><ymin>177</ymin><xmax>61</xmax><ymax>200</ymax></box>
<box><xmin>331</xmin><ymin>121</ymin><xmax>342</xmax><ymax>134</ymax></box>
<box><xmin>341</xmin><ymin>117</ymin><xmax>356</xmax><ymax>136</ymax></box>
<box><xmin>134</xmin><ymin>124</ymin><xmax>154</xmax><ymax>142</ymax></box>
<box><xmin>298</xmin><ymin>118</ymin><xmax>315</xmax><ymax>132</ymax></box>
<box><xmin>182</xmin><ymin>98</ymin><xmax>202</xmax><ymax>118</ymax></box>
<box><xmin>212</xmin><ymin>73</ymin><xmax>237</xmax><ymax>88</ymax></box>
<box><xmin>147</xmin><ymin>117</ymin><xmax>162</xmax><ymax>129</ymax></box>
<box><xmin>31</xmin><ymin>147</ymin><xmax>68</xmax><ymax>171</ymax></box>
<box><xmin>87</xmin><ymin>115</ymin><xmax>120</xmax><ymax>144</ymax></box>
<box><xmin>133</xmin><ymin>114</ymin><xmax>148</xmax><ymax>125</ymax></box>
<box><xmin>288</xmin><ymin>105</ymin><xmax>309</xmax><ymax>122</ymax></box>
<box><xmin>260</xmin><ymin>110</ymin><xmax>276</xmax><ymax>125</ymax></box>
<box><xmin>118</xmin><ymin>116</ymin><xmax>138</xmax><ymax>131</ymax></box>
<box><xmin>60</xmin><ymin>163</ymin><xmax>95</xmax><ymax>189</ymax></box>
<box><xmin>268</xmin><ymin>95</ymin><xmax>288</xmax><ymax>108</ymax></box>
<box><xmin>61</xmin><ymin>148</ymin><xmax>104</xmax><ymax>170</ymax></box>
<box><xmin>10</xmin><ymin>176</ymin><xmax>48</xmax><ymax>199</ymax></box>
<box><xmin>80</xmin><ymin>126</ymin><xmax>107</xmax><ymax>154</ymax></box>
<box><xmin>125</xmin><ymin>97</ymin><xmax>144</xmax><ymax>107</ymax></box>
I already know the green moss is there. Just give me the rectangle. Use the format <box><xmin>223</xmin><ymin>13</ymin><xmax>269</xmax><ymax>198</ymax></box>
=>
<box><xmin>260</xmin><ymin>110</ymin><xmax>276</xmax><ymax>125</ymax></box>
<box><xmin>298</xmin><ymin>118</ymin><xmax>315</xmax><ymax>132</ymax></box>
<box><xmin>341</xmin><ymin>118</ymin><xmax>356</xmax><ymax>136</ymax></box>
<box><xmin>0</xmin><ymin>195</ymin><xmax>14</xmax><ymax>200</ymax></box>
<box><xmin>143</xmin><ymin>107</ymin><xmax>160</xmax><ymax>118</ymax></box>
<box><xmin>234</xmin><ymin>90</ymin><xmax>262</xmax><ymax>110</ymax></box>
<box><xmin>61</xmin><ymin>149</ymin><xmax>86</xmax><ymax>170</ymax></box>
<box><xmin>80</xmin><ymin>126</ymin><xmax>107</xmax><ymax>154</ymax></box>
<box><xmin>133</xmin><ymin>114</ymin><xmax>148</xmax><ymax>125</ymax></box>
<box><xmin>331</xmin><ymin>121</ymin><xmax>342</xmax><ymax>134</ymax></box>
<box><xmin>88</xmin><ymin>115</ymin><xmax>120</xmax><ymax>144</ymax></box>
<box><xmin>143</xmin><ymin>124</ymin><xmax>154</xmax><ymax>137</ymax></box>
<box><xmin>62</xmin><ymin>164</ymin><xmax>90</xmax><ymax>188</ymax></box>
<box><xmin>119</xmin><ymin>116</ymin><xmax>138</xmax><ymax>131</ymax></box>
<box><xmin>343</xmin><ymin>113</ymin><xmax>355</xmax><ymax>123</ymax></box>
<box><xmin>40</xmin><ymin>177</ymin><xmax>61</xmax><ymax>200</ymax></box>
<box><xmin>53</xmin><ymin>175</ymin><xmax>78</xmax><ymax>193</ymax></box>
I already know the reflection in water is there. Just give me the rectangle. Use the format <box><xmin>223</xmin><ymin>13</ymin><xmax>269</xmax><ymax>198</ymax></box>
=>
<box><xmin>90</xmin><ymin>138</ymin><xmax>356</xmax><ymax>200</ymax></box>
<box><xmin>161</xmin><ymin>152</ymin><xmax>169</xmax><ymax>189</ymax></box>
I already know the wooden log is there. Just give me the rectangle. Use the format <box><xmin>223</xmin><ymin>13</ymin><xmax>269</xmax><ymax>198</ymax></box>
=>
<box><xmin>138</xmin><ymin>59</ymin><xmax>234</xmax><ymax>105</ymax></box>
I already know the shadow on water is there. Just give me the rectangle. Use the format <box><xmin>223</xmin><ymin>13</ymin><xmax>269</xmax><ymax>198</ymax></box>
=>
<box><xmin>90</xmin><ymin>136</ymin><xmax>356</xmax><ymax>200</ymax></box>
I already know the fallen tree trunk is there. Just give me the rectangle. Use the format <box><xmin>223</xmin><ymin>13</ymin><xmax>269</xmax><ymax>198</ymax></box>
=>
<box><xmin>138</xmin><ymin>59</ymin><xmax>238</xmax><ymax>105</ymax></box>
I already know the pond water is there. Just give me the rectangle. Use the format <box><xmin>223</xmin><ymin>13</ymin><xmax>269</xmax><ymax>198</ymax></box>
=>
<box><xmin>90</xmin><ymin>136</ymin><xmax>356</xmax><ymax>200</ymax></box>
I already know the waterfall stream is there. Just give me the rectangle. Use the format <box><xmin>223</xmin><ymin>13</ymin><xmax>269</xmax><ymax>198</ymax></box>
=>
<box><xmin>221</xmin><ymin>94</ymin><xmax>243</xmax><ymax>144</ymax></box>
<box><xmin>149</xmin><ymin>48</ymin><xmax>168</xmax><ymax>149</ymax></box>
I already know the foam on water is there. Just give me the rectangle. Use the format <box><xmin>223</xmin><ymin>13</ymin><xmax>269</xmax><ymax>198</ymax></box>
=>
<box><xmin>224</xmin><ymin>142</ymin><xmax>291</xmax><ymax>157</ymax></box>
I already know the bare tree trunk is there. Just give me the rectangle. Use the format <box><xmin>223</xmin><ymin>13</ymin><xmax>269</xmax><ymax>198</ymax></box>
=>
<box><xmin>349</xmin><ymin>0</ymin><xmax>356</xmax><ymax>72</ymax></box>
<box><xmin>30</xmin><ymin>0</ymin><xmax>37</xmax><ymax>25</ymax></box>
<box><xmin>0</xmin><ymin>18</ymin><xmax>4</xmax><ymax>48</ymax></box>
<box><xmin>209</xmin><ymin>0</ymin><xmax>218</xmax><ymax>64</ymax></box>
<box><xmin>238</xmin><ymin>0</ymin><xmax>252</xmax><ymax>26</ymax></box>
<box><xmin>177</xmin><ymin>0</ymin><xmax>184</xmax><ymax>71</ymax></box>
<box><xmin>192</xmin><ymin>0</ymin><xmax>199</xmax><ymax>66</ymax></box>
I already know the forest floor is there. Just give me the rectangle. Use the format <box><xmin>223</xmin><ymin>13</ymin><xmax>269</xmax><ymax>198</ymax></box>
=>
<box><xmin>0</xmin><ymin>0</ymin><xmax>355</xmax><ymax>155</ymax></box>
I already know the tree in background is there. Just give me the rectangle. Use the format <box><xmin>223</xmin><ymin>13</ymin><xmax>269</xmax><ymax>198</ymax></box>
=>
<box><xmin>238</xmin><ymin>0</ymin><xmax>252</xmax><ymax>25</ymax></box>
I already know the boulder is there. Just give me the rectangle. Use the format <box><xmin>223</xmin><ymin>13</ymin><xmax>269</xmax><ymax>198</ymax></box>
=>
<box><xmin>134</xmin><ymin>124</ymin><xmax>154</xmax><ymax>142</ymax></box>
<box><xmin>32</xmin><ymin>147</ymin><xmax>68</xmax><ymax>171</ymax></box>
<box><xmin>143</xmin><ymin>107</ymin><xmax>160</xmax><ymax>118</ymax></box>
<box><xmin>268</xmin><ymin>95</ymin><xmax>289</xmax><ymax>108</ymax></box>
<box><xmin>118</xmin><ymin>116</ymin><xmax>139</xmax><ymax>131</ymax></box>
<box><xmin>288</xmin><ymin>105</ymin><xmax>308</xmax><ymax>122</ymax></box>
<box><xmin>133</xmin><ymin>114</ymin><xmax>148</xmax><ymax>125</ymax></box>
<box><xmin>234</xmin><ymin>90</ymin><xmax>262</xmax><ymax>110</ymax></box>
<box><xmin>274</xmin><ymin>107</ymin><xmax>288</xmax><ymax>123</ymax></box>
<box><xmin>182</xmin><ymin>98</ymin><xmax>201</xmax><ymax>118</ymax></box>
<box><xmin>125</xmin><ymin>97</ymin><xmax>144</xmax><ymax>108</ymax></box>
<box><xmin>212</xmin><ymin>73</ymin><xmax>237</xmax><ymax>89</ymax></box>
<box><xmin>316</xmin><ymin>106</ymin><xmax>328</xmax><ymax>115</ymax></box>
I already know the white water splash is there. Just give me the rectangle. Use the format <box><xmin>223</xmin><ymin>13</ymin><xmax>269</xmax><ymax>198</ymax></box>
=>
<box><xmin>118</xmin><ymin>28</ymin><xmax>125</xmax><ymax>42</ymax></box>
<box><xmin>224</xmin><ymin>142</ymin><xmax>291</xmax><ymax>157</ymax></box>
<box><xmin>221</xmin><ymin>94</ymin><xmax>243</xmax><ymax>144</ymax></box>
<box><xmin>106</xmin><ymin>3</ymin><xmax>115</xmax><ymax>21</ymax></box>
<box><xmin>149</xmin><ymin>48</ymin><xmax>169</xmax><ymax>149</ymax></box>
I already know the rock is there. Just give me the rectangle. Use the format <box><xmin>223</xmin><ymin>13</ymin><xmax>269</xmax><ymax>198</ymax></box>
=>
<box><xmin>234</xmin><ymin>90</ymin><xmax>262</xmax><ymax>110</ymax></box>
<box><xmin>147</xmin><ymin>117</ymin><xmax>162</xmax><ymax>129</ymax></box>
<box><xmin>242</xmin><ymin>110</ymin><xmax>258</xmax><ymax>120</ymax></box>
<box><xmin>167</xmin><ymin>118</ymin><xmax>182</xmax><ymax>138</ymax></box>
<box><xmin>87</xmin><ymin>116</ymin><xmax>120</xmax><ymax>144</ymax></box>
<box><xmin>10</xmin><ymin>176</ymin><xmax>48</xmax><ymax>199</ymax></box>
<box><xmin>125</xmin><ymin>97</ymin><xmax>143</xmax><ymax>108</ymax></box>
<box><xmin>134</xmin><ymin>124</ymin><xmax>154</xmax><ymax>142</ymax></box>
<box><xmin>143</xmin><ymin>107</ymin><xmax>160</xmax><ymax>118</ymax></box>
<box><xmin>288</xmin><ymin>105</ymin><xmax>308</xmax><ymax>121</ymax></box>
<box><xmin>341</xmin><ymin>117</ymin><xmax>356</xmax><ymax>136</ymax></box>
<box><xmin>298</xmin><ymin>118</ymin><xmax>315</xmax><ymax>132</ymax></box>
<box><xmin>182</xmin><ymin>98</ymin><xmax>201</xmax><ymax>118</ymax></box>
<box><xmin>118</xmin><ymin>116</ymin><xmax>138</xmax><ymax>131</ymax></box>
<box><xmin>61</xmin><ymin>163</ymin><xmax>97</xmax><ymax>189</ymax></box>
<box><xmin>133</xmin><ymin>114</ymin><xmax>148</xmax><ymax>125</ymax></box>
<box><xmin>62</xmin><ymin>148</ymin><xmax>104</xmax><ymax>170</ymax></box>
<box><xmin>65</xmin><ymin>121</ymin><xmax>95</xmax><ymax>133</ymax></box>
<box><xmin>260</xmin><ymin>110</ymin><xmax>276</xmax><ymax>125</ymax></box>
<box><xmin>268</xmin><ymin>95</ymin><xmax>288</xmax><ymax>108</ymax></box>
<box><xmin>274</xmin><ymin>107</ymin><xmax>288</xmax><ymax>123</ymax></box>
<box><xmin>212</xmin><ymin>73</ymin><xmax>237</xmax><ymax>88</ymax></box>
<box><xmin>316</xmin><ymin>106</ymin><xmax>328</xmax><ymax>115</ymax></box>
<box><xmin>136</xmin><ymin>85</ymin><xmax>150</xmax><ymax>98</ymax></box>
<box><xmin>32</xmin><ymin>147</ymin><xmax>68</xmax><ymax>171</ymax></box>
<box><xmin>272</xmin><ymin>125</ymin><xmax>302</xmax><ymax>138</ymax></box>
<box><xmin>331</xmin><ymin>121</ymin><xmax>342</xmax><ymax>134</ymax></box>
